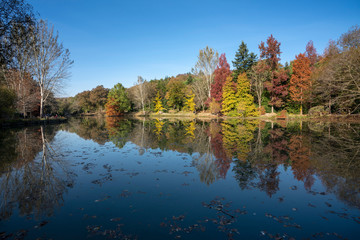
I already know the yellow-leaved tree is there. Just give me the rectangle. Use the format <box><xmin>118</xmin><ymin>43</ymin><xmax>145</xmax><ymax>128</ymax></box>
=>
<box><xmin>183</xmin><ymin>93</ymin><xmax>196</xmax><ymax>112</ymax></box>
<box><xmin>153</xmin><ymin>91</ymin><xmax>164</xmax><ymax>113</ymax></box>
<box><xmin>221</xmin><ymin>76</ymin><xmax>238</xmax><ymax>116</ymax></box>
<box><xmin>236</xmin><ymin>73</ymin><xmax>258</xmax><ymax>118</ymax></box>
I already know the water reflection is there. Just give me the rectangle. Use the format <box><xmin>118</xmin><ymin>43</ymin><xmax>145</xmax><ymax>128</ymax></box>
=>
<box><xmin>0</xmin><ymin>125</ymin><xmax>74</xmax><ymax>220</ymax></box>
<box><xmin>1</xmin><ymin>117</ymin><xmax>359</xmax><ymax>224</ymax></box>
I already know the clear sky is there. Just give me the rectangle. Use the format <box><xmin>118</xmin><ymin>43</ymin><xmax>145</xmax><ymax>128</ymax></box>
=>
<box><xmin>28</xmin><ymin>0</ymin><xmax>360</xmax><ymax>97</ymax></box>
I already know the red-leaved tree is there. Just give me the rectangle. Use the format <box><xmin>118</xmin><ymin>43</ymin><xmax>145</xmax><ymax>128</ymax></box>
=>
<box><xmin>259</xmin><ymin>35</ymin><xmax>288</xmax><ymax>112</ymax></box>
<box><xmin>259</xmin><ymin>34</ymin><xmax>281</xmax><ymax>71</ymax></box>
<box><xmin>210</xmin><ymin>53</ymin><xmax>231</xmax><ymax>104</ymax></box>
<box><xmin>305</xmin><ymin>40</ymin><xmax>318</xmax><ymax>68</ymax></box>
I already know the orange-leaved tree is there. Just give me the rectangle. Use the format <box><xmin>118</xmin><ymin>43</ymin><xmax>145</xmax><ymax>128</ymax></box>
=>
<box><xmin>105</xmin><ymin>83</ymin><xmax>131</xmax><ymax>116</ymax></box>
<box><xmin>289</xmin><ymin>53</ymin><xmax>312</xmax><ymax>115</ymax></box>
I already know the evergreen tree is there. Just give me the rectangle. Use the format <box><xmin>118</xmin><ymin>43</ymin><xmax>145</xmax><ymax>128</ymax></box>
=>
<box><xmin>232</xmin><ymin>41</ymin><xmax>257</xmax><ymax>79</ymax></box>
<box><xmin>236</xmin><ymin>73</ymin><xmax>258</xmax><ymax>117</ymax></box>
<box><xmin>221</xmin><ymin>76</ymin><xmax>238</xmax><ymax>116</ymax></box>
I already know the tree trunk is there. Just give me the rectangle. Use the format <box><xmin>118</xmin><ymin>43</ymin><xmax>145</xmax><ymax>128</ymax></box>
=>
<box><xmin>40</xmin><ymin>91</ymin><xmax>44</xmax><ymax>118</ymax></box>
<box><xmin>271</xmin><ymin>105</ymin><xmax>274</xmax><ymax>113</ymax></box>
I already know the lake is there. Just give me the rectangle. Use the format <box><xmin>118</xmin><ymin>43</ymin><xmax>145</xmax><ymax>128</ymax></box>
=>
<box><xmin>0</xmin><ymin>117</ymin><xmax>359</xmax><ymax>239</ymax></box>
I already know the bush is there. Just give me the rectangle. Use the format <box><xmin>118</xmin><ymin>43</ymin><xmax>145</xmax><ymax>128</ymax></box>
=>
<box><xmin>259</xmin><ymin>106</ymin><xmax>266</xmax><ymax>115</ymax></box>
<box><xmin>308</xmin><ymin>106</ymin><xmax>326</xmax><ymax>116</ymax></box>
<box><xmin>0</xmin><ymin>87</ymin><xmax>16</xmax><ymax>118</ymax></box>
<box><xmin>277</xmin><ymin>110</ymin><xmax>288</xmax><ymax>119</ymax></box>
<box><xmin>209</xmin><ymin>99</ymin><xmax>221</xmax><ymax>115</ymax></box>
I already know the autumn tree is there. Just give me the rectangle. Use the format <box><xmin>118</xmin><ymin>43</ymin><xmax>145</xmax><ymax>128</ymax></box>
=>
<box><xmin>194</xmin><ymin>46</ymin><xmax>219</xmax><ymax>98</ymax></box>
<box><xmin>259</xmin><ymin>34</ymin><xmax>281</xmax><ymax>71</ymax></box>
<box><xmin>305</xmin><ymin>40</ymin><xmax>318</xmax><ymax>67</ymax></box>
<box><xmin>165</xmin><ymin>77</ymin><xmax>186</xmax><ymax>110</ymax></box>
<box><xmin>232</xmin><ymin>41</ymin><xmax>257</xmax><ymax>79</ymax></box>
<box><xmin>89</xmin><ymin>85</ymin><xmax>109</xmax><ymax>112</ymax></box>
<box><xmin>221</xmin><ymin>76</ymin><xmax>238</xmax><ymax>116</ymax></box>
<box><xmin>289</xmin><ymin>53</ymin><xmax>312</xmax><ymax>115</ymax></box>
<box><xmin>265</xmin><ymin>68</ymin><xmax>288</xmax><ymax>112</ymax></box>
<box><xmin>105</xmin><ymin>83</ymin><xmax>131</xmax><ymax>116</ymax></box>
<box><xmin>183</xmin><ymin>93</ymin><xmax>196</xmax><ymax>112</ymax></box>
<box><xmin>30</xmin><ymin>20</ymin><xmax>73</xmax><ymax>117</ymax></box>
<box><xmin>236</xmin><ymin>73</ymin><xmax>258</xmax><ymax>117</ymax></box>
<box><xmin>259</xmin><ymin>35</ymin><xmax>288</xmax><ymax>113</ymax></box>
<box><xmin>313</xmin><ymin>26</ymin><xmax>360</xmax><ymax>113</ymax></box>
<box><xmin>153</xmin><ymin>91</ymin><xmax>164</xmax><ymax>113</ymax></box>
<box><xmin>210</xmin><ymin>53</ymin><xmax>231</xmax><ymax>104</ymax></box>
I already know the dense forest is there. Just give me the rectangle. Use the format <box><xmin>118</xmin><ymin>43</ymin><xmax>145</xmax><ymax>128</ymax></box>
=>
<box><xmin>1</xmin><ymin>0</ymin><xmax>359</xmax><ymax>119</ymax></box>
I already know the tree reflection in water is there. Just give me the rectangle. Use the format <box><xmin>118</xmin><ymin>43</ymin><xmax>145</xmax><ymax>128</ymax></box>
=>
<box><xmin>0</xmin><ymin>125</ymin><xmax>74</xmax><ymax>220</ymax></box>
<box><xmin>30</xmin><ymin>117</ymin><xmax>360</xmax><ymax>209</ymax></box>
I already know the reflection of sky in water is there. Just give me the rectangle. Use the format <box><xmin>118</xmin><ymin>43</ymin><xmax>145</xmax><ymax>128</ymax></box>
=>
<box><xmin>0</xmin><ymin>120</ymin><xmax>360</xmax><ymax>239</ymax></box>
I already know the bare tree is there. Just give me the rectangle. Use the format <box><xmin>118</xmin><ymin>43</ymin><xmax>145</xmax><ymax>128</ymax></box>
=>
<box><xmin>191</xmin><ymin>76</ymin><xmax>208</xmax><ymax>111</ymax></box>
<box><xmin>134</xmin><ymin>76</ymin><xmax>147</xmax><ymax>114</ymax></box>
<box><xmin>30</xmin><ymin>20</ymin><xmax>73</xmax><ymax>117</ymax></box>
<box><xmin>194</xmin><ymin>46</ymin><xmax>219</xmax><ymax>98</ymax></box>
<box><xmin>4</xmin><ymin>22</ymin><xmax>38</xmax><ymax>117</ymax></box>
<box><xmin>250</xmin><ymin>60</ymin><xmax>271</xmax><ymax>109</ymax></box>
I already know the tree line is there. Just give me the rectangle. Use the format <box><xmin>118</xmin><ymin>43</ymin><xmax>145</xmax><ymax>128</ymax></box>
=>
<box><xmin>103</xmin><ymin>25</ymin><xmax>360</xmax><ymax>116</ymax></box>
<box><xmin>2</xmin><ymin>0</ymin><xmax>358</xmax><ymax>118</ymax></box>
<box><xmin>0</xmin><ymin>0</ymin><xmax>73</xmax><ymax>118</ymax></box>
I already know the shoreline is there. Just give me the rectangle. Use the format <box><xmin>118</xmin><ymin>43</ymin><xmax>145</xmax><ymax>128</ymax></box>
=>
<box><xmin>0</xmin><ymin>117</ymin><xmax>68</xmax><ymax>128</ymax></box>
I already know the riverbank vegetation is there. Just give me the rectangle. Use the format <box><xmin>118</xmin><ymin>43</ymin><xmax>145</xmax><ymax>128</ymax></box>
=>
<box><xmin>1</xmin><ymin>1</ymin><xmax>359</xmax><ymax>120</ymax></box>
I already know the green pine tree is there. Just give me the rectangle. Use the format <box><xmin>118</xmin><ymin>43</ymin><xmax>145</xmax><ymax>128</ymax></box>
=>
<box><xmin>232</xmin><ymin>41</ymin><xmax>257</xmax><ymax>79</ymax></box>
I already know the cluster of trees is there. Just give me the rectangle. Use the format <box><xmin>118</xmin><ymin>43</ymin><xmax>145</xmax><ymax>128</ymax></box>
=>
<box><xmin>104</xmin><ymin>25</ymin><xmax>359</xmax><ymax>116</ymax></box>
<box><xmin>56</xmin><ymin>85</ymin><xmax>109</xmax><ymax>115</ymax></box>
<box><xmin>0</xmin><ymin>0</ymin><xmax>73</xmax><ymax>118</ymax></box>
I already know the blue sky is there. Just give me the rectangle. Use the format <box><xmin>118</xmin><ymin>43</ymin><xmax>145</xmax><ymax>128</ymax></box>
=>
<box><xmin>28</xmin><ymin>0</ymin><xmax>360</xmax><ymax>97</ymax></box>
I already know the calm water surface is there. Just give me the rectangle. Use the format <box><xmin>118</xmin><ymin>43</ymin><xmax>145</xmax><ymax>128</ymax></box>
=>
<box><xmin>0</xmin><ymin>117</ymin><xmax>359</xmax><ymax>239</ymax></box>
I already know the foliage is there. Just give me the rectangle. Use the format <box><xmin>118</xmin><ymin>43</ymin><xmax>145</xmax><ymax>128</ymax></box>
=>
<box><xmin>236</xmin><ymin>73</ymin><xmax>258</xmax><ymax>117</ymax></box>
<box><xmin>0</xmin><ymin>86</ymin><xmax>16</xmax><ymax>117</ymax></box>
<box><xmin>165</xmin><ymin>77</ymin><xmax>186</xmax><ymax>110</ymax></box>
<box><xmin>221</xmin><ymin>76</ymin><xmax>238</xmax><ymax>116</ymax></box>
<box><xmin>289</xmin><ymin>53</ymin><xmax>312</xmax><ymax>114</ymax></box>
<box><xmin>232</xmin><ymin>41</ymin><xmax>257</xmax><ymax>79</ymax></box>
<box><xmin>305</xmin><ymin>40</ymin><xmax>318</xmax><ymax>67</ymax></box>
<box><xmin>211</xmin><ymin>53</ymin><xmax>231</xmax><ymax>104</ymax></box>
<box><xmin>209</xmin><ymin>99</ymin><xmax>221</xmax><ymax>115</ymax></box>
<box><xmin>308</xmin><ymin>106</ymin><xmax>326</xmax><ymax>116</ymax></box>
<box><xmin>183</xmin><ymin>93</ymin><xmax>196</xmax><ymax>112</ymax></box>
<box><xmin>259</xmin><ymin>34</ymin><xmax>281</xmax><ymax>70</ymax></box>
<box><xmin>265</xmin><ymin>68</ymin><xmax>289</xmax><ymax>110</ymax></box>
<box><xmin>105</xmin><ymin>83</ymin><xmax>131</xmax><ymax>116</ymax></box>
<box><xmin>153</xmin><ymin>91</ymin><xmax>164</xmax><ymax>113</ymax></box>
